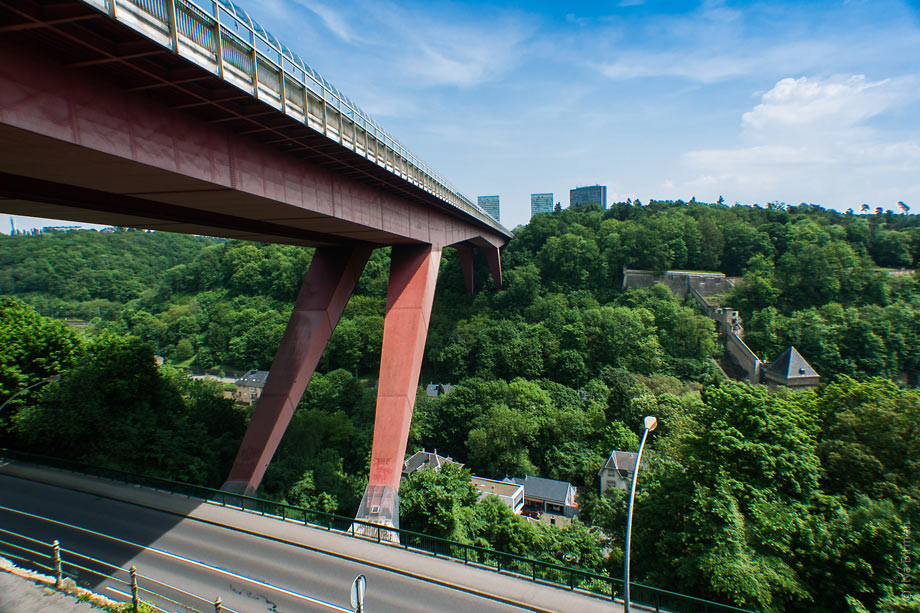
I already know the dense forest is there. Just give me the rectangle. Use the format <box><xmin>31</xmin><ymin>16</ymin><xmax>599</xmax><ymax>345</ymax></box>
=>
<box><xmin>1</xmin><ymin>199</ymin><xmax>919</xmax><ymax>611</ymax></box>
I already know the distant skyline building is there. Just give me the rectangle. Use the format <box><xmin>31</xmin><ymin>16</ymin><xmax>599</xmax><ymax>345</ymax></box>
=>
<box><xmin>531</xmin><ymin>193</ymin><xmax>554</xmax><ymax>217</ymax></box>
<box><xmin>477</xmin><ymin>195</ymin><xmax>500</xmax><ymax>221</ymax></box>
<box><xmin>570</xmin><ymin>185</ymin><xmax>607</xmax><ymax>209</ymax></box>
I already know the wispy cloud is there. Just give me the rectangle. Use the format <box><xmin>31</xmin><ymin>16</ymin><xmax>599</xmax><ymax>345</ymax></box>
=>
<box><xmin>595</xmin><ymin>2</ymin><xmax>920</xmax><ymax>84</ymax></box>
<box><xmin>292</xmin><ymin>0</ymin><xmax>357</xmax><ymax>42</ymax></box>
<box><xmin>366</xmin><ymin>3</ymin><xmax>536</xmax><ymax>88</ymax></box>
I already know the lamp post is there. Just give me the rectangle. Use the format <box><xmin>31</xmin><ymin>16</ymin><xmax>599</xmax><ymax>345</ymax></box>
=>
<box><xmin>0</xmin><ymin>375</ymin><xmax>61</xmax><ymax>414</ymax></box>
<box><xmin>623</xmin><ymin>415</ymin><xmax>657</xmax><ymax>613</ymax></box>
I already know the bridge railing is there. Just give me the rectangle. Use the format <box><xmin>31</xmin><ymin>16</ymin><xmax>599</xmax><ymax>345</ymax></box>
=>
<box><xmin>0</xmin><ymin>448</ymin><xmax>753</xmax><ymax>613</ymax></box>
<box><xmin>76</xmin><ymin>0</ymin><xmax>506</xmax><ymax>234</ymax></box>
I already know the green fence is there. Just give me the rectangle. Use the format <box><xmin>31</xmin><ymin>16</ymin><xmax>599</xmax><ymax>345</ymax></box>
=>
<box><xmin>0</xmin><ymin>448</ymin><xmax>752</xmax><ymax>613</ymax></box>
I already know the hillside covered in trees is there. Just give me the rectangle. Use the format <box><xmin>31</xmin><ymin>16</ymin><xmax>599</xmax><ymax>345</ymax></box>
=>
<box><xmin>2</xmin><ymin>200</ymin><xmax>919</xmax><ymax>611</ymax></box>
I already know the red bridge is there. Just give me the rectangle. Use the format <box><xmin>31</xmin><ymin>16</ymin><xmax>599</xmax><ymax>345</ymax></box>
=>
<box><xmin>0</xmin><ymin>0</ymin><xmax>510</xmax><ymax>534</ymax></box>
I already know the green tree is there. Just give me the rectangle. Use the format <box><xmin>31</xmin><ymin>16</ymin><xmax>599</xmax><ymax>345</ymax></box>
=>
<box><xmin>400</xmin><ymin>463</ymin><xmax>479</xmax><ymax>538</ymax></box>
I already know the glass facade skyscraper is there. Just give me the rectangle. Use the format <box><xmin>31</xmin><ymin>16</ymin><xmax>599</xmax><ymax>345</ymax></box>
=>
<box><xmin>531</xmin><ymin>193</ymin><xmax>554</xmax><ymax>217</ymax></box>
<box><xmin>477</xmin><ymin>195</ymin><xmax>500</xmax><ymax>221</ymax></box>
<box><xmin>570</xmin><ymin>185</ymin><xmax>607</xmax><ymax>209</ymax></box>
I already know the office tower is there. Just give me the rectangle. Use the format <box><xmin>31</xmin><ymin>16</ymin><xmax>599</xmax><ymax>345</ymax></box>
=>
<box><xmin>478</xmin><ymin>195</ymin><xmax>500</xmax><ymax>221</ymax></box>
<box><xmin>570</xmin><ymin>185</ymin><xmax>607</xmax><ymax>209</ymax></box>
<box><xmin>531</xmin><ymin>193</ymin><xmax>554</xmax><ymax>217</ymax></box>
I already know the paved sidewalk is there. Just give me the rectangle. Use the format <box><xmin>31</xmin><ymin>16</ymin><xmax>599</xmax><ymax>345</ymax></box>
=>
<box><xmin>0</xmin><ymin>460</ymin><xmax>624</xmax><ymax>613</ymax></box>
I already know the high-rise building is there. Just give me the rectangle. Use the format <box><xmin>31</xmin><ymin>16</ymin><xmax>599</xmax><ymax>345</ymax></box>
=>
<box><xmin>477</xmin><ymin>195</ymin><xmax>500</xmax><ymax>221</ymax></box>
<box><xmin>531</xmin><ymin>193</ymin><xmax>554</xmax><ymax>217</ymax></box>
<box><xmin>570</xmin><ymin>185</ymin><xmax>607</xmax><ymax>209</ymax></box>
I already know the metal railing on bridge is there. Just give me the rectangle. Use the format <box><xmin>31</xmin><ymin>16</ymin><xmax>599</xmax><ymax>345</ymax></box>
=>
<box><xmin>1</xmin><ymin>448</ymin><xmax>752</xmax><ymax>613</ymax></box>
<box><xmin>76</xmin><ymin>0</ymin><xmax>506</xmax><ymax>235</ymax></box>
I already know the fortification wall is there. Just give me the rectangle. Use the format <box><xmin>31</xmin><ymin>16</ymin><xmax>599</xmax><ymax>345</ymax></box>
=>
<box><xmin>726</xmin><ymin>331</ymin><xmax>762</xmax><ymax>384</ymax></box>
<box><xmin>623</xmin><ymin>269</ymin><xmax>733</xmax><ymax>299</ymax></box>
<box><xmin>625</xmin><ymin>268</ymin><xmax>759</xmax><ymax>383</ymax></box>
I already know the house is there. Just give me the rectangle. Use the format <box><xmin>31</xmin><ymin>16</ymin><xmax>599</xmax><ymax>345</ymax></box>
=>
<box><xmin>509</xmin><ymin>475</ymin><xmax>578</xmax><ymax>518</ymax></box>
<box><xmin>598</xmin><ymin>450</ymin><xmax>644</xmax><ymax>495</ymax></box>
<box><xmin>234</xmin><ymin>369</ymin><xmax>269</xmax><ymax>405</ymax></box>
<box><xmin>425</xmin><ymin>383</ymin><xmax>455</xmax><ymax>398</ymax></box>
<box><xmin>471</xmin><ymin>476</ymin><xmax>524</xmax><ymax>514</ymax></box>
<box><xmin>401</xmin><ymin>449</ymin><xmax>460</xmax><ymax>479</ymax></box>
<box><xmin>763</xmin><ymin>347</ymin><xmax>820</xmax><ymax>388</ymax></box>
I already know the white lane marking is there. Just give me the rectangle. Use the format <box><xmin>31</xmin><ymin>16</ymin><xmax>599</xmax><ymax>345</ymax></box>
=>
<box><xmin>0</xmin><ymin>504</ymin><xmax>351</xmax><ymax>612</ymax></box>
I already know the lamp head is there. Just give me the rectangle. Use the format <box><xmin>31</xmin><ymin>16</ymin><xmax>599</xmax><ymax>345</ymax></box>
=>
<box><xmin>644</xmin><ymin>416</ymin><xmax>658</xmax><ymax>432</ymax></box>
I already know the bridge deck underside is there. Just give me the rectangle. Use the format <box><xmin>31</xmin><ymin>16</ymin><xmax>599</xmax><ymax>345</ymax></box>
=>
<box><xmin>0</xmin><ymin>1</ymin><xmax>506</xmax><ymax>248</ymax></box>
<box><xmin>0</xmin><ymin>122</ymin><xmax>410</xmax><ymax>246</ymax></box>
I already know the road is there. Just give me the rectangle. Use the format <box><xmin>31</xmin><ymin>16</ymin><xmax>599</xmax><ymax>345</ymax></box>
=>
<box><xmin>0</xmin><ymin>473</ymin><xmax>621</xmax><ymax>612</ymax></box>
<box><xmin>0</xmin><ymin>475</ymin><xmax>532</xmax><ymax>612</ymax></box>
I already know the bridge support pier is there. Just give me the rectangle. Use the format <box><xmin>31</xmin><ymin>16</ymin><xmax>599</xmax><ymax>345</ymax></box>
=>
<box><xmin>456</xmin><ymin>244</ymin><xmax>474</xmax><ymax>294</ymax></box>
<box><xmin>354</xmin><ymin>244</ymin><xmax>441</xmax><ymax>540</ymax></box>
<box><xmin>222</xmin><ymin>246</ymin><xmax>371</xmax><ymax>496</ymax></box>
<box><xmin>484</xmin><ymin>245</ymin><xmax>503</xmax><ymax>290</ymax></box>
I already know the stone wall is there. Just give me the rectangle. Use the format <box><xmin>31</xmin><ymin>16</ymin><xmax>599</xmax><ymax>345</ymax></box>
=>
<box><xmin>626</xmin><ymin>268</ymin><xmax>760</xmax><ymax>383</ymax></box>
<box><xmin>689</xmin><ymin>284</ymin><xmax>761</xmax><ymax>383</ymax></box>
<box><xmin>623</xmin><ymin>269</ymin><xmax>734</xmax><ymax>299</ymax></box>
<box><xmin>725</xmin><ymin>331</ymin><xmax>762</xmax><ymax>384</ymax></box>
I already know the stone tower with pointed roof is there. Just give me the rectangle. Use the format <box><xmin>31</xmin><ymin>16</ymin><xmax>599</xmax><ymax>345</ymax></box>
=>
<box><xmin>763</xmin><ymin>347</ymin><xmax>820</xmax><ymax>387</ymax></box>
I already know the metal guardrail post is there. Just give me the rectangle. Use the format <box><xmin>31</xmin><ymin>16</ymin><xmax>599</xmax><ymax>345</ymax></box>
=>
<box><xmin>214</xmin><ymin>596</ymin><xmax>222</xmax><ymax>613</ymax></box>
<box><xmin>130</xmin><ymin>565</ymin><xmax>139</xmax><ymax>612</ymax></box>
<box><xmin>52</xmin><ymin>540</ymin><xmax>63</xmax><ymax>588</ymax></box>
<box><xmin>213</xmin><ymin>6</ymin><xmax>225</xmax><ymax>81</ymax></box>
<box><xmin>166</xmin><ymin>0</ymin><xmax>179</xmax><ymax>52</ymax></box>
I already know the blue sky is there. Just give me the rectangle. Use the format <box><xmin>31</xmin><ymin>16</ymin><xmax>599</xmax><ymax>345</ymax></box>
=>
<box><xmin>5</xmin><ymin>0</ymin><xmax>920</xmax><ymax>232</ymax></box>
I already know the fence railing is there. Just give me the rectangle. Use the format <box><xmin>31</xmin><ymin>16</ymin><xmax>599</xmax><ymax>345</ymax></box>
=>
<box><xmin>73</xmin><ymin>0</ymin><xmax>508</xmax><ymax>236</ymax></box>
<box><xmin>0</xmin><ymin>448</ymin><xmax>753</xmax><ymax>613</ymax></box>
<box><xmin>0</xmin><ymin>525</ymin><xmax>243</xmax><ymax>613</ymax></box>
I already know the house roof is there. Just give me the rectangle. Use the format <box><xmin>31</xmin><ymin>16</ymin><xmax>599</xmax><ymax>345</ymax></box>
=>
<box><xmin>764</xmin><ymin>347</ymin><xmax>819</xmax><ymax>383</ymax></box>
<box><xmin>599</xmin><ymin>450</ymin><xmax>641</xmax><ymax>475</ymax></box>
<box><xmin>509</xmin><ymin>475</ymin><xmax>575</xmax><ymax>505</ymax></box>
<box><xmin>402</xmin><ymin>449</ymin><xmax>460</xmax><ymax>474</ymax></box>
<box><xmin>235</xmin><ymin>369</ymin><xmax>269</xmax><ymax>388</ymax></box>
<box><xmin>471</xmin><ymin>476</ymin><xmax>522</xmax><ymax>499</ymax></box>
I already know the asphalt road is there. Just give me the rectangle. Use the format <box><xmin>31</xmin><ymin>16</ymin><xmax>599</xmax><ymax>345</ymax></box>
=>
<box><xmin>0</xmin><ymin>475</ymin><xmax>534</xmax><ymax>613</ymax></box>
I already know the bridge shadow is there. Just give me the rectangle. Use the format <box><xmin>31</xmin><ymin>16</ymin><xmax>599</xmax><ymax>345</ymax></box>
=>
<box><xmin>0</xmin><ymin>464</ymin><xmax>207</xmax><ymax>597</ymax></box>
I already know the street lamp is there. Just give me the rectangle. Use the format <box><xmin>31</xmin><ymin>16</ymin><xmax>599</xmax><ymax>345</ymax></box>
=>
<box><xmin>623</xmin><ymin>415</ymin><xmax>657</xmax><ymax>613</ymax></box>
<box><xmin>0</xmin><ymin>375</ymin><xmax>61</xmax><ymax>414</ymax></box>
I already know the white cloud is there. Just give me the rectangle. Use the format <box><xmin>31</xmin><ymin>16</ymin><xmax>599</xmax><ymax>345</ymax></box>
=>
<box><xmin>674</xmin><ymin>74</ymin><xmax>920</xmax><ymax>207</ymax></box>
<box><xmin>741</xmin><ymin>75</ymin><xmax>913</xmax><ymax>132</ymax></box>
